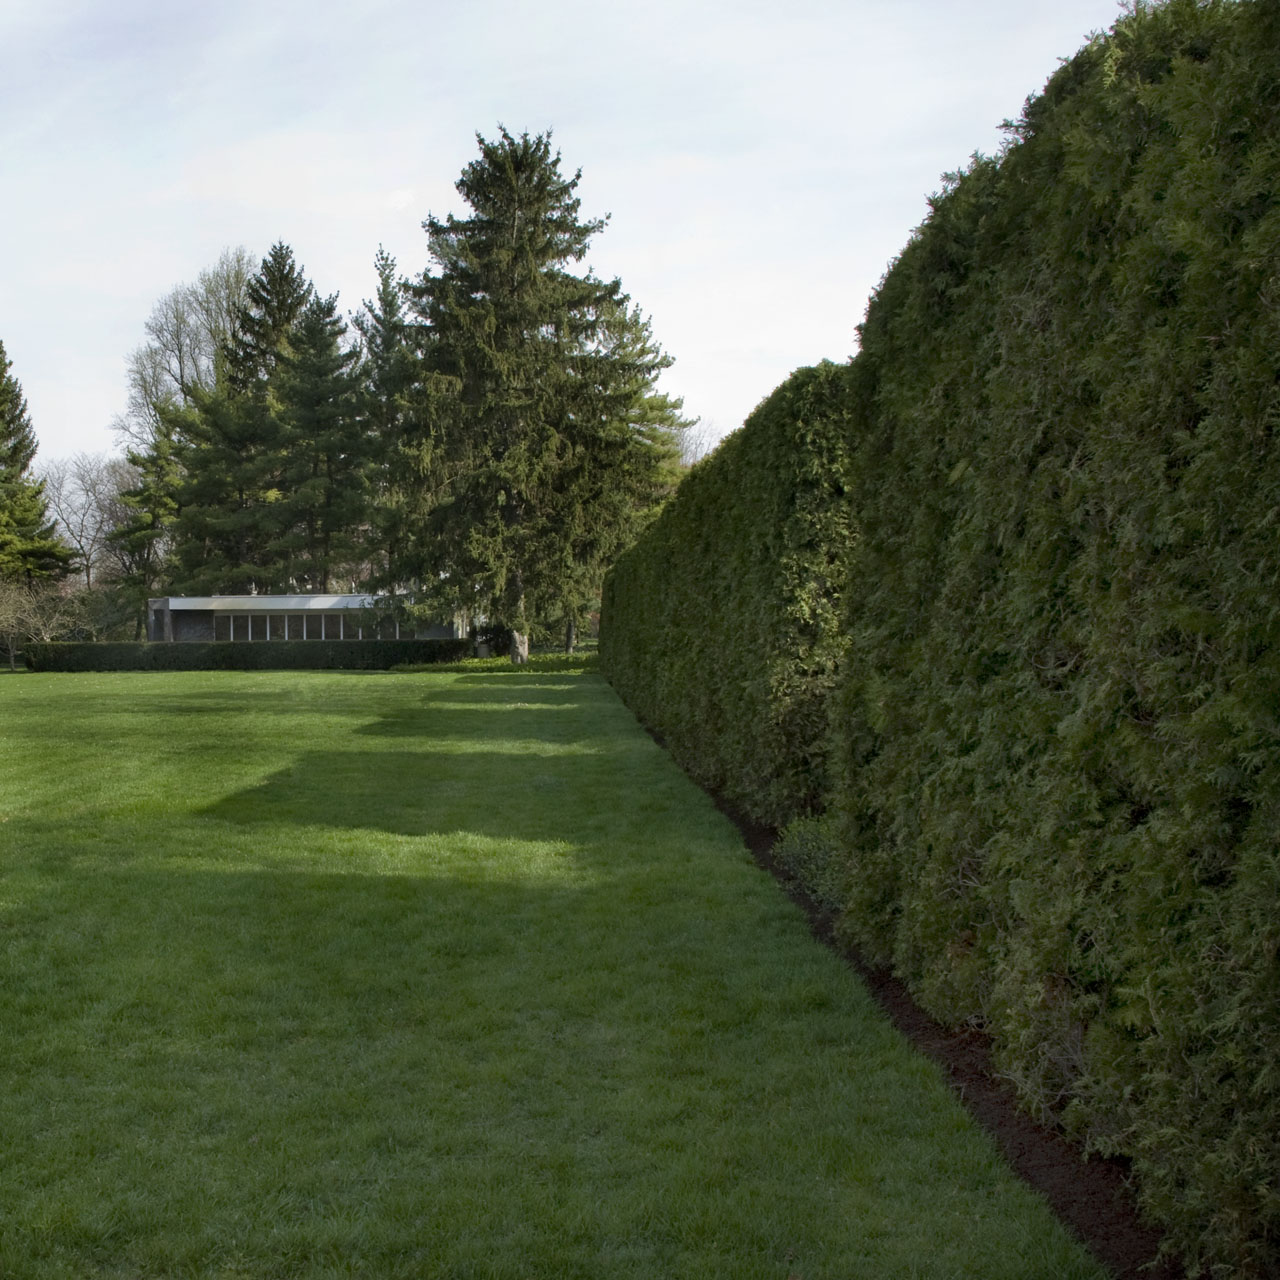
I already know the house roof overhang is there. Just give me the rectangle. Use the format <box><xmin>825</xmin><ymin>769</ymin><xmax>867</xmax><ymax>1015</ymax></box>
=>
<box><xmin>148</xmin><ymin>595</ymin><xmax>381</xmax><ymax>612</ymax></box>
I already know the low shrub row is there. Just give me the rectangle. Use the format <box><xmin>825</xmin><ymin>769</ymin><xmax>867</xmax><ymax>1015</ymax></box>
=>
<box><xmin>602</xmin><ymin>3</ymin><xmax>1280</xmax><ymax>1274</ymax></box>
<box><xmin>23</xmin><ymin>638</ymin><xmax>473</xmax><ymax>672</ymax></box>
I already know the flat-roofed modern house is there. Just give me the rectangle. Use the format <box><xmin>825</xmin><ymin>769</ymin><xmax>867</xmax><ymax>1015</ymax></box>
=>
<box><xmin>146</xmin><ymin>595</ymin><xmax>459</xmax><ymax>643</ymax></box>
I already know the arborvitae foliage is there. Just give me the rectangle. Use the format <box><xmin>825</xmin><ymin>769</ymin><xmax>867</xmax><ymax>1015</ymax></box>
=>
<box><xmin>602</xmin><ymin>361</ymin><xmax>853</xmax><ymax>825</ymax></box>
<box><xmin>401</xmin><ymin>128</ymin><xmax>685</xmax><ymax>657</ymax></box>
<box><xmin>270</xmin><ymin>293</ymin><xmax>364</xmax><ymax>591</ymax></box>
<box><xmin>604</xmin><ymin>2</ymin><xmax>1280</xmax><ymax>1271</ymax></box>
<box><xmin>0</xmin><ymin>339</ymin><xmax>73</xmax><ymax>582</ymax></box>
<box><xmin>23</xmin><ymin>636</ymin><xmax>470</xmax><ymax>672</ymax></box>
<box><xmin>831</xmin><ymin>6</ymin><xmax>1280</xmax><ymax>1272</ymax></box>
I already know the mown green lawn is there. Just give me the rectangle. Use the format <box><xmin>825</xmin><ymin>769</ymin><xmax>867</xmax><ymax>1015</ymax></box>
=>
<box><xmin>0</xmin><ymin>665</ymin><xmax>1104</xmax><ymax>1279</ymax></box>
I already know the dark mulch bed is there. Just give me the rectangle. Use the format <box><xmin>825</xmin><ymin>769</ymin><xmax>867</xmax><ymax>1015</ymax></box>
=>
<box><xmin>717</xmin><ymin>801</ymin><xmax>1186</xmax><ymax>1280</ymax></box>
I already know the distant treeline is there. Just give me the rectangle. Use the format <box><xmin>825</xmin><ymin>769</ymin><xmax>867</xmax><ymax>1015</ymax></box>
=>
<box><xmin>3</xmin><ymin>131</ymin><xmax>686</xmax><ymax>659</ymax></box>
<box><xmin>602</xmin><ymin>1</ymin><xmax>1280</xmax><ymax>1274</ymax></box>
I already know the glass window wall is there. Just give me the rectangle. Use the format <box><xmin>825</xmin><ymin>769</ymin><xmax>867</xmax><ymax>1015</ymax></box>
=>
<box><xmin>207</xmin><ymin>609</ymin><xmax>385</xmax><ymax>640</ymax></box>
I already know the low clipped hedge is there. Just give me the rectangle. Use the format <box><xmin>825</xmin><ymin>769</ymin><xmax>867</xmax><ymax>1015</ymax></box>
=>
<box><xmin>23</xmin><ymin>638</ymin><xmax>472</xmax><ymax>672</ymax></box>
<box><xmin>601</xmin><ymin>361</ymin><xmax>853</xmax><ymax>827</ymax></box>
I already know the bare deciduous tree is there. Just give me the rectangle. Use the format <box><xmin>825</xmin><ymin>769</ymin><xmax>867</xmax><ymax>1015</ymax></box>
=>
<box><xmin>0</xmin><ymin>579</ymin><xmax>85</xmax><ymax>669</ymax></box>
<box><xmin>39</xmin><ymin>452</ymin><xmax>138</xmax><ymax>589</ymax></box>
<box><xmin>679</xmin><ymin>418</ymin><xmax>722</xmax><ymax>468</ymax></box>
<box><xmin>113</xmin><ymin>246</ymin><xmax>255</xmax><ymax>450</ymax></box>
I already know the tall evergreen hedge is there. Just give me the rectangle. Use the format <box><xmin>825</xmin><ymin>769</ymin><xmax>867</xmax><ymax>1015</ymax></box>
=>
<box><xmin>600</xmin><ymin>361</ymin><xmax>853</xmax><ymax>827</ymax></box>
<box><xmin>603</xmin><ymin>2</ymin><xmax>1280</xmax><ymax>1273</ymax></box>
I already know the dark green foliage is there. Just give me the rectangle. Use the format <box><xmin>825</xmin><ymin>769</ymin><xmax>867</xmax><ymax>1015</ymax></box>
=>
<box><xmin>0</xmin><ymin>340</ymin><xmax>38</xmax><ymax>480</ymax></box>
<box><xmin>772</xmin><ymin>814</ymin><xmax>845</xmax><ymax>911</ymax></box>
<box><xmin>831</xmin><ymin>5</ymin><xmax>1280</xmax><ymax>1272</ymax></box>
<box><xmin>604</xmin><ymin>3</ymin><xmax>1280</xmax><ymax>1272</ymax></box>
<box><xmin>168</xmin><ymin>245</ymin><xmax>314</xmax><ymax>592</ymax></box>
<box><xmin>601</xmin><ymin>361</ymin><xmax>853</xmax><ymax>827</ymax></box>
<box><xmin>23</xmin><ymin>638</ymin><xmax>470</xmax><ymax>672</ymax></box>
<box><xmin>110</xmin><ymin>425</ymin><xmax>181</xmax><ymax>634</ymax></box>
<box><xmin>168</xmin><ymin>387</ymin><xmax>285</xmax><ymax>593</ymax></box>
<box><xmin>269</xmin><ymin>293</ymin><xmax>365</xmax><ymax>591</ymax></box>
<box><xmin>399</xmin><ymin>129</ymin><xmax>685</xmax><ymax>655</ymax></box>
<box><xmin>223</xmin><ymin>241</ymin><xmax>313</xmax><ymax>392</ymax></box>
<box><xmin>169</xmin><ymin>245</ymin><xmax>371</xmax><ymax>595</ymax></box>
<box><xmin>0</xmin><ymin>339</ymin><xmax>73</xmax><ymax>582</ymax></box>
<box><xmin>353</xmin><ymin>249</ymin><xmax>414</xmax><ymax>450</ymax></box>
<box><xmin>353</xmin><ymin>248</ymin><xmax>417</xmax><ymax>585</ymax></box>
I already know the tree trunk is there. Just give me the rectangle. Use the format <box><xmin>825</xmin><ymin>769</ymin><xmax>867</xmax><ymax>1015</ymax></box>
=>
<box><xmin>509</xmin><ymin>575</ymin><xmax>530</xmax><ymax>664</ymax></box>
<box><xmin>564</xmin><ymin>616</ymin><xmax>576</xmax><ymax>654</ymax></box>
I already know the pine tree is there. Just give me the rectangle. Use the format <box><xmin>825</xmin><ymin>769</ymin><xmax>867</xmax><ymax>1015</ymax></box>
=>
<box><xmin>541</xmin><ymin>301</ymin><xmax>688</xmax><ymax>650</ymax></box>
<box><xmin>167</xmin><ymin>388</ymin><xmax>286</xmax><ymax>593</ymax></box>
<box><xmin>400</xmin><ymin>128</ymin><xmax>686</xmax><ymax>659</ymax></box>
<box><xmin>0</xmin><ymin>339</ymin><xmax>73</xmax><ymax>582</ymax></box>
<box><xmin>271</xmin><ymin>293</ymin><xmax>364</xmax><ymax>591</ymax></box>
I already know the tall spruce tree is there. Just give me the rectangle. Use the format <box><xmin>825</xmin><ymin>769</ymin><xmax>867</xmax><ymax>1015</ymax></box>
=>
<box><xmin>401</xmin><ymin>128</ymin><xmax>686</xmax><ymax>659</ymax></box>
<box><xmin>270</xmin><ymin>293</ymin><xmax>365</xmax><ymax>591</ymax></box>
<box><xmin>169</xmin><ymin>243</ymin><xmax>314</xmax><ymax>592</ymax></box>
<box><xmin>353</xmin><ymin>248</ymin><xmax>417</xmax><ymax>586</ymax></box>
<box><xmin>223</xmin><ymin>241</ymin><xmax>313</xmax><ymax>391</ymax></box>
<box><xmin>0</xmin><ymin>339</ymin><xmax>73</xmax><ymax>582</ymax></box>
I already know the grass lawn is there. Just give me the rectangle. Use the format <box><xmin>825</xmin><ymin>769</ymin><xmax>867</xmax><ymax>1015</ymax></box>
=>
<box><xmin>0</xmin><ymin>665</ymin><xmax>1105</xmax><ymax>1279</ymax></box>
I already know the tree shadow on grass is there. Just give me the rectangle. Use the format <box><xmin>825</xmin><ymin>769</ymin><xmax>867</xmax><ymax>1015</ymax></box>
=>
<box><xmin>145</xmin><ymin>672</ymin><xmax>602</xmax><ymax>729</ymax></box>
<box><xmin>2</xmin><ymin>674</ymin><xmax>618</xmax><ymax>755</ymax></box>
<box><xmin>441</xmin><ymin>674</ymin><xmax>595</xmax><ymax>692</ymax></box>
<box><xmin>3</xmin><ymin>686</ymin><xmax>382</xmax><ymax>737</ymax></box>
<box><xmin>201</xmin><ymin>745</ymin><xmax>670</xmax><ymax>850</ymax></box>
<box><xmin>354</xmin><ymin>705</ymin><xmax>614</xmax><ymax>748</ymax></box>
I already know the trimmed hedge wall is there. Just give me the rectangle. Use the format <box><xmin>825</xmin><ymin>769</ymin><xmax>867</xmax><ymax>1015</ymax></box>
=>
<box><xmin>602</xmin><ymin>3</ymin><xmax>1280</xmax><ymax>1274</ymax></box>
<box><xmin>836</xmin><ymin>6</ymin><xmax>1280</xmax><ymax>1274</ymax></box>
<box><xmin>23</xmin><ymin>639</ymin><xmax>472</xmax><ymax>672</ymax></box>
<box><xmin>600</xmin><ymin>361</ymin><xmax>853</xmax><ymax>827</ymax></box>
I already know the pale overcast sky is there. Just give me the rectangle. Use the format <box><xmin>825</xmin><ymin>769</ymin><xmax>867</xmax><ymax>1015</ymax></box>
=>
<box><xmin>1</xmin><ymin>0</ymin><xmax>1126</xmax><ymax>463</ymax></box>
